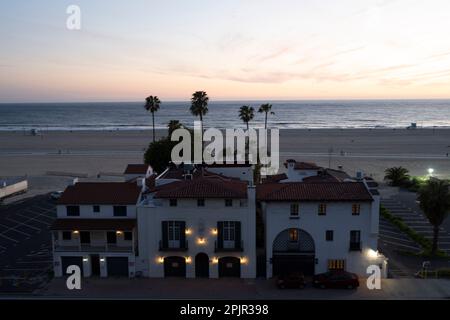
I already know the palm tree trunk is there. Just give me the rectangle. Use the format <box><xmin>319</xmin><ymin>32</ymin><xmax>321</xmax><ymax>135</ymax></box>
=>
<box><xmin>264</xmin><ymin>112</ymin><xmax>268</xmax><ymax>129</ymax></box>
<box><xmin>432</xmin><ymin>225</ymin><xmax>439</xmax><ymax>255</ymax></box>
<box><xmin>246</xmin><ymin>122</ymin><xmax>249</xmax><ymax>130</ymax></box>
<box><xmin>152</xmin><ymin>112</ymin><xmax>155</xmax><ymax>142</ymax></box>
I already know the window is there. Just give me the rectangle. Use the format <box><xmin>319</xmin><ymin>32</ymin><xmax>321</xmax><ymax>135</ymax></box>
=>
<box><xmin>62</xmin><ymin>231</ymin><xmax>72</xmax><ymax>240</ymax></box>
<box><xmin>223</xmin><ymin>222</ymin><xmax>236</xmax><ymax>241</ymax></box>
<box><xmin>290</xmin><ymin>203</ymin><xmax>299</xmax><ymax>217</ymax></box>
<box><xmin>93</xmin><ymin>205</ymin><xmax>100</xmax><ymax>213</ymax></box>
<box><xmin>289</xmin><ymin>229</ymin><xmax>299</xmax><ymax>242</ymax></box>
<box><xmin>328</xmin><ymin>259</ymin><xmax>345</xmax><ymax>271</ymax></box>
<box><xmin>107</xmin><ymin>231</ymin><xmax>117</xmax><ymax>244</ymax></box>
<box><xmin>318</xmin><ymin>203</ymin><xmax>327</xmax><ymax>215</ymax></box>
<box><xmin>80</xmin><ymin>231</ymin><xmax>90</xmax><ymax>244</ymax></box>
<box><xmin>350</xmin><ymin>230</ymin><xmax>361</xmax><ymax>250</ymax></box>
<box><xmin>124</xmin><ymin>231</ymin><xmax>133</xmax><ymax>241</ymax></box>
<box><xmin>66</xmin><ymin>206</ymin><xmax>80</xmax><ymax>216</ymax></box>
<box><xmin>352</xmin><ymin>204</ymin><xmax>361</xmax><ymax>215</ymax></box>
<box><xmin>169</xmin><ymin>199</ymin><xmax>177</xmax><ymax>207</ymax></box>
<box><xmin>225</xmin><ymin>199</ymin><xmax>233</xmax><ymax>207</ymax></box>
<box><xmin>168</xmin><ymin>221</ymin><xmax>181</xmax><ymax>241</ymax></box>
<box><xmin>197</xmin><ymin>198</ymin><xmax>205</xmax><ymax>207</ymax></box>
<box><xmin>326</xmin><ymin>230</ymin><xmax>334</xmax><ymax>241</ymax></box>
<box><xmin>113</xmin><ymin>206</ymin><xmax>127</xmax><ymax>217</ymax></box>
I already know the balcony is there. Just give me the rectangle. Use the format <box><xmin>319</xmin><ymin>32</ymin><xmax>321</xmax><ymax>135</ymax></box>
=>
<box><xmin>159</xmin><ymin>240</ymin><xmax>189</xmax><ymax>252</ymax></box>
<box><xmin>54</xmin><ymin>241</ymin><xmax>134</xmax><ymax>253</ymax></box>
<box><xmin>214</xmin><ymin>240</ymin><xmax>244</xmax><ymax>252</ymax></box>
<box><xmin>349</xmin><ymin>241</ymin><xmax>362</xmax><ymax>251</ymax></box>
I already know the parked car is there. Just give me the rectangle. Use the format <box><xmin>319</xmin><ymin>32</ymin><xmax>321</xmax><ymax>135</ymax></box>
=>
<box><xmin>50</xmin><ymin>191</ymin><xmax>63</xmax><ymax>200</ymax></box>
<box><xmin>313</xmin><ymin>271</ymin><xmax>359</xmax><ymax>289</ymax></box>
<box><xmin>277</xmin><ymin>272</ymin><xmax>306</xmax><ymax>289</ymax></box>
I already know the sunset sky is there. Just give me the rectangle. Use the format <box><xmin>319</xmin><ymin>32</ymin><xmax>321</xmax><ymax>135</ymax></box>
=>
<box><xmin>1</xmin><ymin>0</ymin><xmax>450</xmax><ymax>102</ymax></box>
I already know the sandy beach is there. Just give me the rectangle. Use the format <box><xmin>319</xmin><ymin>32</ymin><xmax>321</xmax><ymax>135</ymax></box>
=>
<box><xmin>1</xmin><ymin>129</ymin><xmax>449</xmax><ymax>181</ymax></box>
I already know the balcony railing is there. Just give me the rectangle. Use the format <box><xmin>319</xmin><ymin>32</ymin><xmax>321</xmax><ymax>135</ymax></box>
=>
<box><xmin>159</xmin><ymin>240</ymin><xmax>189</xmax><ymax>252</ymax></box>
<box><xmin>214</xmin><ymin>240</ymin><xmax>244</xmax><ymax>252</ymax></box>
<box><xmin>349</xmin><ymin>241</ymin><xmax>362</xmax><ymax>251</ymax></box>
<box><xmin>54</xmin><ymin>241</ymin><xmax>134</xmax><ymax>253</ymax></box>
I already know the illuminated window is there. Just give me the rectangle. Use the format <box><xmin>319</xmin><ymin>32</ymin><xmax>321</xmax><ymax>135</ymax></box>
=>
<box><xmin>289</xmin><ymin>229</ymin><xmax>299</xmax><ymax>242</ymax></box>
<box><xmin>328</xmin><ymin>259</ymin><xmax>345</xmax><ymax>270</ymax></box>
<box><xmin>318</xmin><ymin>204</ymin><xmax>327</xmax><ymax>215</ymax></box>
<box><xmin>352</xmin><ymin>204</ymin><xmax>361</xmax><ymax>215</ymax></box>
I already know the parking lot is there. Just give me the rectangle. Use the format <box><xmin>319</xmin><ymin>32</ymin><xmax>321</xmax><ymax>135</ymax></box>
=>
<box><xmin>0</xmin><ymin>194</ymin><xmax>56</xmax><ymax>294</ymax></box>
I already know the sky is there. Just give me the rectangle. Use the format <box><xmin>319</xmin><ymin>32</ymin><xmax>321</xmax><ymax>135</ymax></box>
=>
<box><xmin>1</xmin><ymin>0</ymin><xmax>450</xmax><ymax>102</ymax></box>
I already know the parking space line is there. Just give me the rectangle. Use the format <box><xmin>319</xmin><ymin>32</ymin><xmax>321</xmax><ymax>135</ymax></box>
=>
<box><xmin>17</xmin><ymin>212</ymin><xmax>54</xmax><ymax>223</ymax></box>
<box><xmin>0</xmin><ymin>223</ymin><xmax>31</xmax><ymax>237</ymax></box>
<box><xmin>6</xmin><ymin>217</ymin><xmax>41</xmax><ymax>231</ymax></box>
<box><xmin>0</xmin><ymin>232</ymin><xmax>20</xmax><ymax>243</ymax></box>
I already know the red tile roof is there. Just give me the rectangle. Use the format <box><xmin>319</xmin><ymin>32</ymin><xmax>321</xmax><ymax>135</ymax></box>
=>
<box><xmin>124</xmin><ymin>164</ymin><xmax>150</xmax><ymax>174</ymax></box>
<box><xmin>257</xmin><ymin>182</ymin><xmax>373</xmax><ymax>202</ymax></box>
<box><xmin>51</xmin><ymin>219</ymin><xmax>136</xmax><ymax>230</ymax></box>
<box><xmin>153</xmin><ymin>177</ymin><xmax>247</xmax><ymax>199</ymax></box>
<box><xmin>58</xmin><ymin>182</ymin><xmax>141</xmax><ymax>205</ymax></box>
<box><xmin>262</xmin><ymin>173</ymin><xmax>288</xmax><ymax>183</ymax></box>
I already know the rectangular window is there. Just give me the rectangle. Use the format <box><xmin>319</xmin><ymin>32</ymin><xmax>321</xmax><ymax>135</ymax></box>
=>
<box><xmin>107</xmin><ymin>231</ymin><xmax>117</xmax><ymax>244</ymax></box>
<box><xmin>197</xmin><ymin>198</ymin><xmax>205</xmax><ymax>207</ymax></box>
<box><xmin>290</xmin><ymin>203</ymin><xmax>299</xmax><ymax>216</ymax></box>
<box><xmin>318</xmin><ymin>203</ymin><xmax>327</xmax><ymax>216</ymax></box>
<box><xmin>352</xmin><ymin>204</ymin><xmax>361</xmax><ymax>215</ymax></box>
<box><xmin>168</xmin><ymin>221</ymin><xmax>181</xmax><ymax>241</ymax></box>
<box><xmin>326</xmin><ymin>230</ymin><xmax>334</xmax><ymax>241</ymax></box>
<box><xmin>350</xmin><ymin>230</ymin><xmax>361</xmax><ymax>250</ymax></box>
<box><xmin>289</xmin><ymin>228</ymin><xmax>299</xmax><ymax>242</ymax></box>
<box><xmin>225</xmin><ymin>199</ymin><xmax>233</xmax><ymax>207</ymax></box>
<box><xmin>124</xmin><ymin>231</ymin><xmax>133</xmax><ymax>241</ymax></box>
<box><xmin>62</xmin><ymin>231</ymin><xmax>72</xmax><ymax>240</ymax></box>
<box><xmin>113</xmin><ymin>206</ymin><xmax>127</xmax><ymax>217</ymax></box>
<box><xmin>223</xmin><ymin>222</ymin><xmax>236</xmax><ymax>241</ymax></box>
<box><xmin>93</xmin><ymin>205</ymin><xmax>100</xmax><ymax>213</ymax></box>
<box><xmin>328</xmin><ymin>259</ymin><xmax>346</xmax><ymax>271</ymax></box>
<box><xmin>80</xmin><ymin>231</ymin><xmax>90</xmax><ymax>244</ymax></box>
<box><xmin>66</xmin><ymin>206</ymin><xmax>80</xmax><ymax>216</ymax></box>
<box><xmin>169</xmin><ymin>199</ymin><xmax>177</xmax><ymax>207</ymax></box>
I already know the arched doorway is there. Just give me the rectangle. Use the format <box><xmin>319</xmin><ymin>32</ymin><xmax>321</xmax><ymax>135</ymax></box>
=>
<box><xmin>195</xmin><ymin>253</ymin><xmax>209</xmax><ymax>278</ymax></box>
<box><xmin>218</xmin><ymin>257</ymin><xmax>241</xmax><ymax>278</ymax></box>
<box><xmin>272</xmin><ymin>228</ymin><xmax>315</xmax><ymax>276</ymax></box>
<box><xmin>164</xmin><ymin>256</ymin><xmax>186</xmax><ymax>277</ymax></box>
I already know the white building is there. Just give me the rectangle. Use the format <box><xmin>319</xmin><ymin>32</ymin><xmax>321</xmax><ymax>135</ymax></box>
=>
<box><xmin>258</xmin><ymin>160</ymin><xmax>386</xmax><ymax>278</ymax></box>
<box><xmin>123</xmin><ymin>164</ymin><xmax>153</xmax><ymax>182</ymax></box>
<box><xmin>52</xmin><ymin>181</ymin><xmax>142</xmax><ymax>278</ymax></box>
<box><xmin>137</xmin><ymin>166</ymin><xmax>256</xmax><ymax>278</ymax></box>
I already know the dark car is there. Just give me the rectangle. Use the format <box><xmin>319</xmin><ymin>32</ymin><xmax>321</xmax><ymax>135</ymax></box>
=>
<box><xmin>313</xmin><ymin>271</ymin><xmax>359</xmax><ymax>289</ymax></box>
<box><xmin>277</xmin><ymin>272</ymin><xmax>306</xmax><ymax>289</ymax></box>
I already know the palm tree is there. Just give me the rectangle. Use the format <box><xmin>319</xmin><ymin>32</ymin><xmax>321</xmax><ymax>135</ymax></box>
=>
<box><xmin>168</xmin><ymin>120</ymin><xmax>182</xmax><ymax>136</ymax></box>
<box><xmin>190</xmin><ymin>91</ymin><xmax>209</xmax><ymax>144</ymax></box>
<box><xmin>144</xmin><ymin>95</ymin><xmax>161</xmax><ymax>142</ymax></box>
<box><xmin>417</xmin><ymin>178</ymin><xmax>450</xmax><ymax>255</ymax></box>
<box><xmin>384</xmin><ymin>167</ymin><xmax>410</xmax><ymax>186</ymax></box>
<box><xmin>239</xmin><ymin>105</ymin><xmax>255</xmax><ymax>130</ymax></box>
<box><xmin>258</xmin><ymin>103</ymin><xmax>274</xmax><ymax>129</ymax></box>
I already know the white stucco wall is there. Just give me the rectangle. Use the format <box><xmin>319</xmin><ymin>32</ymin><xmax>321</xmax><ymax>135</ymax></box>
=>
<box><xmin>137</xmin><ymin>186</ymin><xmax>256</xmax><ymax>278</ymax></box>
<box><xmin>207</xmin><ymin>166</ymin><xmax>253</xmax><ymax>182</ymax></box>
<box><xmin>57</xmin><ymin>204</ymin><xmax>137</xmax><ymax>218</ymax></box>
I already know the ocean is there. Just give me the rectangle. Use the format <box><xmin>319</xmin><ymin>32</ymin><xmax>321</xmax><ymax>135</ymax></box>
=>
<box><xmin>0</xmin><ymin>100</ymin><xmax>449</xmax><ymax>131</ymax></box>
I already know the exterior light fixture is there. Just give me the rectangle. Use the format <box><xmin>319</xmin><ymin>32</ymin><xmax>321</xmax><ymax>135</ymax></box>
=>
<box><xmin>100</xmin><ymin>258</ymin><xmax>105</xmax><ymax>262</ymax></box>
<box><xmin>240</xmin><ymin>257</ymin><xmax>248</xmax><ymax>264</ymax></box>
<box><xmin>157</xmin><ymin>256</ymin><xmax>164</xmax><ymax>263</ymax></box>
<box><xmin>367</xmin><ymin>249</ymin><xmax>378</xmax><ymax>259</ymax></box>
<box><xmin>212</xmin><ymin>257</ymin><xmax>219</xmax><ymax>264</ymax></box>
<box><xmin>197</xmin><ymin>237</ymin><xmax>206</xmax><ymax>245</ymax></box>
<box><xmin>185</xmin><ymin>256</ymin><xmax>192</xmax><ymax>264</ymax></box>
<box><xmin>82</xmin><ymin>258</ymin><xmax>89</xmax><ymax>262</ymax></box>
<box><xmin>116</xmin><ymin>230</ymin><xmax>123</xmax><ymax>235</ymax></box>
<box><xmin>73</xmin><ymin>230</ymin><xmax>79</xmax><ymax>234</ymax></box>
<box><xmin>211</xmin><ymin>228</ymin><xmax>218</xmax><ymax>235</ymax></box>
<box><xmin>185</xmin><ymin>228</ymin><xmax>192</xmax><ymax>235</ymax></box>
<box><xmin>428</xmin><ymin>168</ymin><xmax>434</xmax><ymax>175</ymax></box>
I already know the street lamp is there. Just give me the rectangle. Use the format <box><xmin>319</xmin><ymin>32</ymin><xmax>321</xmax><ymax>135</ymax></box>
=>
<box><xmin>427</xmin><ymin>168</ymin><xmax>434</xmax><ymax>176</ymax></box>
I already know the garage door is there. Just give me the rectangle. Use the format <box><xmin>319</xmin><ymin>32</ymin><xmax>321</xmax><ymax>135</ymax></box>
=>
<box><xmin>272</xmin><ymin>255</ymin><xmax>315</xmax><ymax>276</ymax></box>
<box><xmin>164</xmin><ymin>256</ymin><xmax>186</xmax><ymax>277</ymax></box>
<box><xmin>107</xmin><ymin>257</ymin><xmax>129</xmax><ymax>277</ymax></box>
<box><xmin>61</xmin><ymin>256</ymin><xmax>83</xmax><ymax>276</ymax></box>
<box><xmin>218</xmin><ymin>257</ymin><xmax>241</xmax><ymax>277</ymax></box>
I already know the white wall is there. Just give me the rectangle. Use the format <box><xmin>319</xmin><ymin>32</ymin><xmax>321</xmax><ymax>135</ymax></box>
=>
<box><xmin>263</xmin><ymin>200</ymin><xmax>383</xmax><ymax>278</ymax></box>
<box><xmin>207</xmin><ymin>166</ymin><xmax>253</xmax><ymax>182</ymax></box>
<box><xmin>137</xmin><ymin>186</ymin><xmax>256</xmax><ymax>278</ymax></box>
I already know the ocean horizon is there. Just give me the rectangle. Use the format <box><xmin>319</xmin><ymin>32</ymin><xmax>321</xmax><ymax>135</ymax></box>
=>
<box><xmin>1</xmin><ymin>99</ymin><xmax>450</xmax><ymax>131</ymax></box>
